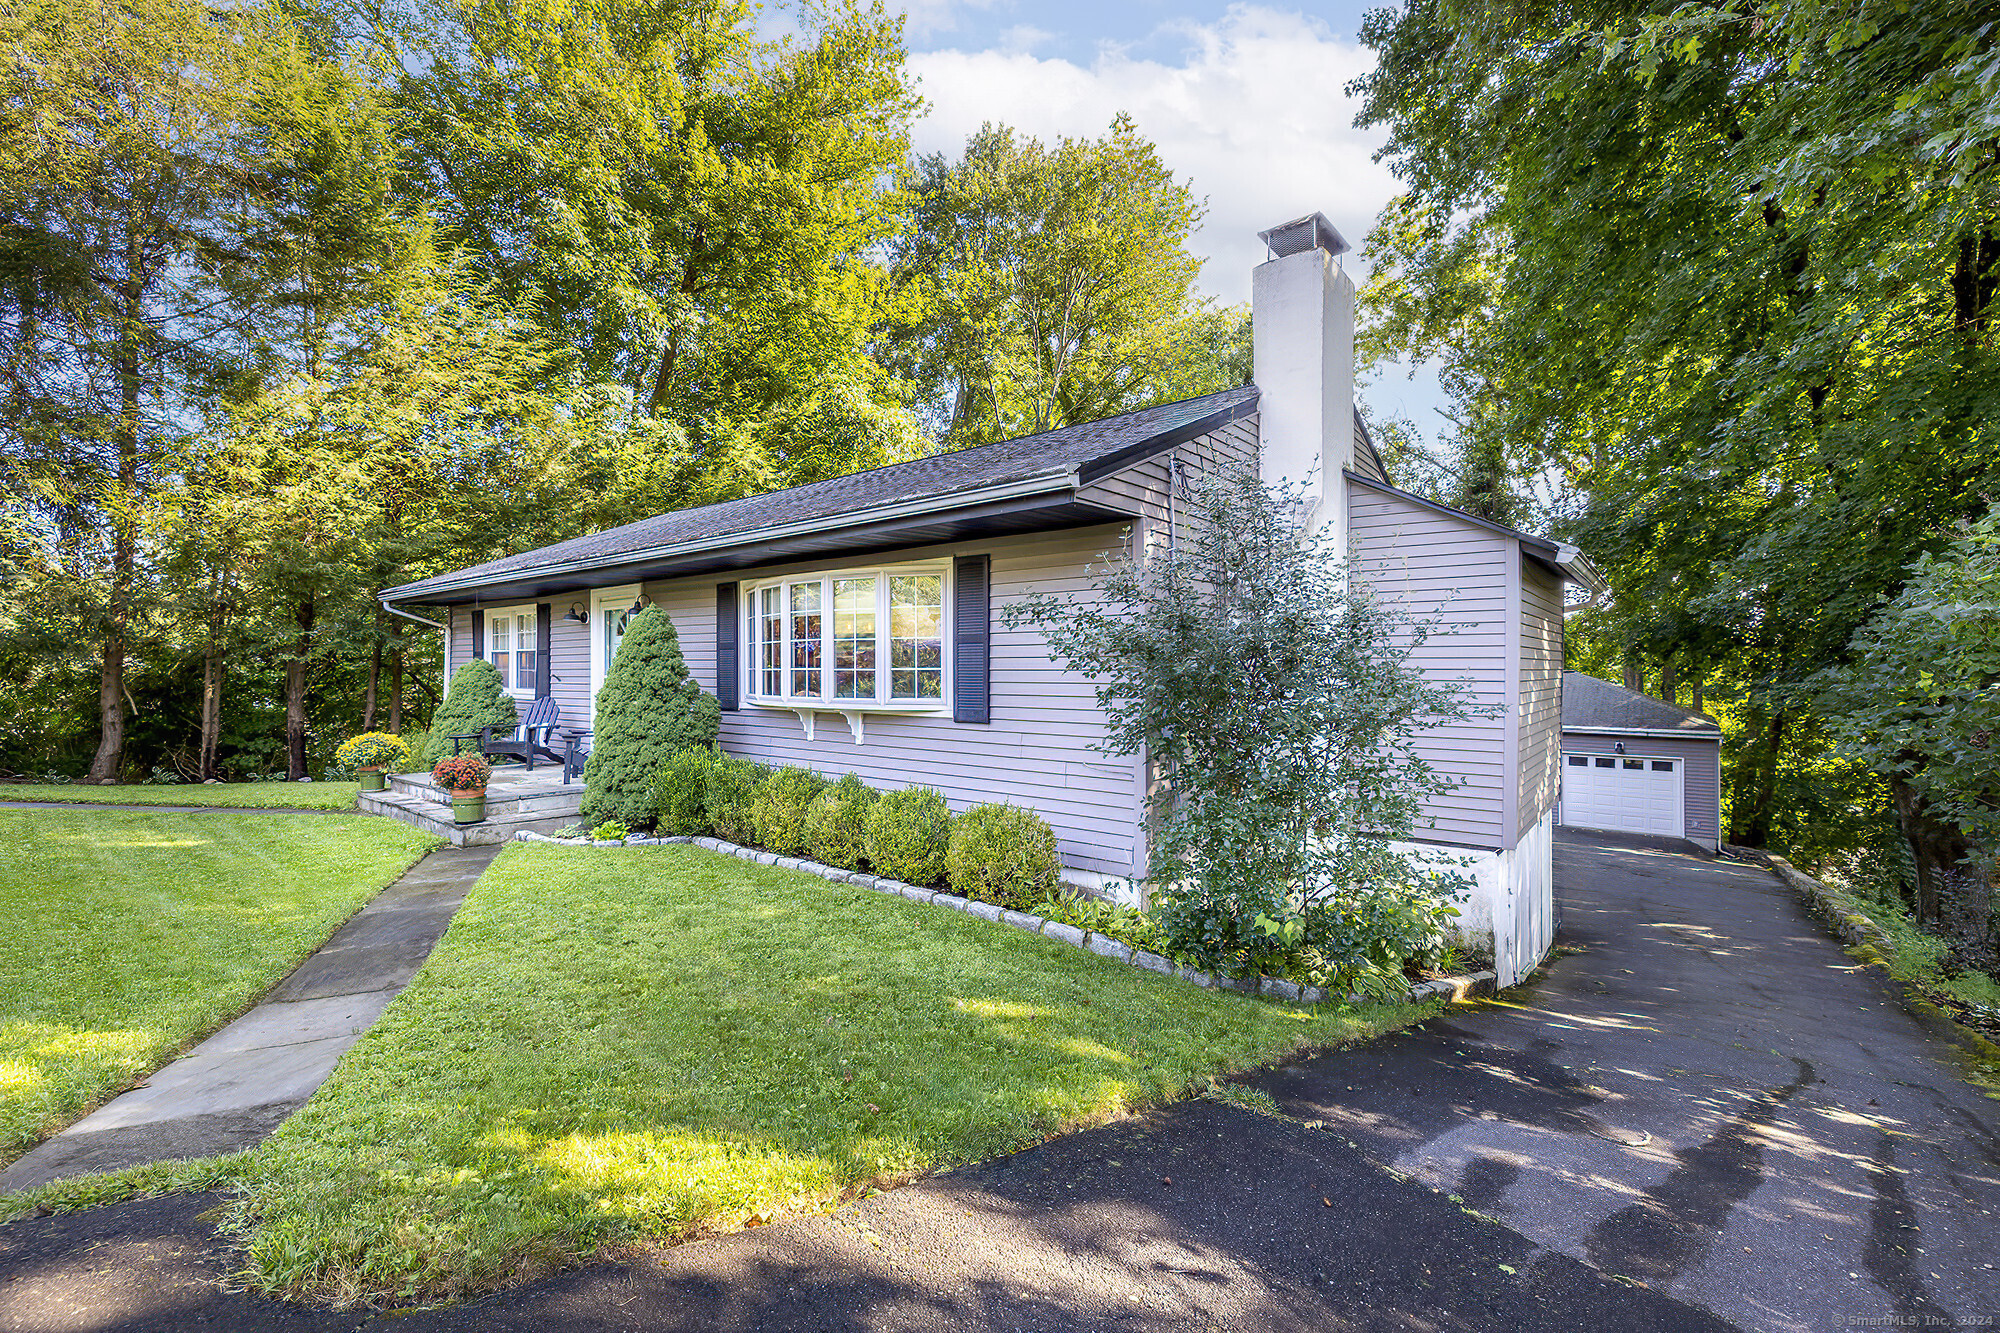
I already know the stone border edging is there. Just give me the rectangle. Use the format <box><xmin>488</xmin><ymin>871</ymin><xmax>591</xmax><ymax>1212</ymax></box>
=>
<box><xmin>514</xmin><ymin>829</ymin><xmax>1498</xmax><ymax>1009</ymax></box>
<box><xmin>1724</xmin><ymin>844</ymin><xmax>1898</xmax><ymax>956</ymax></box>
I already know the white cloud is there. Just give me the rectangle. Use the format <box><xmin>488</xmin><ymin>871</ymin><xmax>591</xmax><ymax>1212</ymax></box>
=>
<box><xmin>907</xmin><ymin>5</ymin><xmax>1400</xmax><ymax>307</ymax></box>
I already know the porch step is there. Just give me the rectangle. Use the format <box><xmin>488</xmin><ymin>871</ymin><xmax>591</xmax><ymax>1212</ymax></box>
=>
<box><xmin>359</xmin><ymin>785</ymin><xmax>584</xmax><ymax>848</ymax></box>
<box><xmin>381</xmin><ymin>772</ymin><xmax>584</xmax><ymax>819</ymax></box>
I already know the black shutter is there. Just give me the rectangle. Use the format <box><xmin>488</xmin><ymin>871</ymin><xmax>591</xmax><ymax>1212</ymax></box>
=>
<box><xmin>536</xmin><ymin>603</ymin><xmax>552</xmax><ymax>698</ymax></box>
<box><xmin>716</xmin><ymin>582</ymin><xmax>739</xmax><ymax>711</ymax></box>
<box><xmin>953</xmin><ymin>554</ymin><xmax>990</xmax><ymax>724</ymax></box>
<box><xmin>471</xmin><ymin>607</ymin><xmax>485</xmax><ymax>661</ymax></box>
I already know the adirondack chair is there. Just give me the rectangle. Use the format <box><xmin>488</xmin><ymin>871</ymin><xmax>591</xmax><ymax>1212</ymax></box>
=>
<box><xmin>480</xmin><ymin>696</ymin><xmax>566</xmax><ymax>772</ymax></box>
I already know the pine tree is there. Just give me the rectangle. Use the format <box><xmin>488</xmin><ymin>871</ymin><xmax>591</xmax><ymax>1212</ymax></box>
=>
<box><xmin>422</xmin><ymin>660</ymin><xmax>518</xmax><ymax>766</ymax></box>
<box><xmin>582</xmin><ymin>605</ymin><xmax>721</xmax><ymax>826</ymax></box>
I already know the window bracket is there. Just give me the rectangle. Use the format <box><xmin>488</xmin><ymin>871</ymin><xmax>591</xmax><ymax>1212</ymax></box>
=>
<box><xmin>790</xmin><ymin>708</ymin><xmax>815</xmax><ymax>742</ymax></box>
<box><xmin>838</xmin><ymin>709</ymin><xmax>865</xmax><ymax>744</ymax></box>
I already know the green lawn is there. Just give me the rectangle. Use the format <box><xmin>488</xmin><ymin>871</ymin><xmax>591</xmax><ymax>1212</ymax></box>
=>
<box><xmin>0</xmin><ymin>810</ymin><xmax>438</xmax><ymax>1158</ymax></box>
<box><xmin>221</xmin><ymin>844</ymin><xmax>1428</xmax><ymax>1305</ymax></box>
<box><xmin>0</xmin><ymin>781</ymin><xmax>362</xmax><ymax>810</ymax></box>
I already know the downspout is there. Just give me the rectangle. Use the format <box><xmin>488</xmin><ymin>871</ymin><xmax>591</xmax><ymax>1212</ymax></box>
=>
<box><xmin>379</xmin><ymin>598</ymin><xmax>446</xmax><ymax>632</ymax></box>
<box><xmin>381</xmin><ymin>598</ymin><xmax>450</xmax><ymax>706</ymax></box>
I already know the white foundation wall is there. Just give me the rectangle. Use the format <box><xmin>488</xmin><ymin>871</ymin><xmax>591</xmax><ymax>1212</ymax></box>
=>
<box><xmin>1397</xmin><ymin>809</ymin><xmax>1556</xmax><ymax>989</ymax></box>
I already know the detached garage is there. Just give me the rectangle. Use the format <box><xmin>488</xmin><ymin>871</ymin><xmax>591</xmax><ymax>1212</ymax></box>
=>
<box><xmin>1558</xmin><ymin>672</ymin><xmax>1723</xmax><ymax>852</ymax></box>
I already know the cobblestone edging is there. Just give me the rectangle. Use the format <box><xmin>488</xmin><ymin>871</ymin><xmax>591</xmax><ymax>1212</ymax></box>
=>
<box><xmin>516</xmin><ymin>829</ymin><xmax>1499</xmax><ymax>1009</ymax></box>
<box><xmin>1724</xmin><ymin>844</ymin><xmax>1899</xmax><ymax>956</ymax></box>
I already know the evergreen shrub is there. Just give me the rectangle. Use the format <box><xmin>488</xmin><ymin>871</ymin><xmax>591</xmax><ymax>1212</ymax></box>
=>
<box><xmin>947</xmin><ymin>802</ymin><xmax>1062</xmax><ymax>907</ymax></box>
<box><xmin>752</xmin><ymin>766</ymin><xmax>829</xmax><ymax>856</ymax></box>
<box><xmin>421</xmin><ymin>661</ymin><xmax>517</xmax><ymax>766</ymax></box>
<box><xmin>804</xmin><ymin>774</ymin><xmax>879</xmax><ymax>871</ymax></box>
<box><xmin>707</xmin><ymin>757</ymin><xmax>768</xmax><ymax>846</ymax></box>
<box><xmin>582</xmin><ymin>606</ymin><xmax>721</xmax><ymax>827</ymax></box>
<box><xmin>653</xmin><ymin>746</ymin><xmax>722</xmax><ymax>836</ymax></box>
<box><xmin>866</xmin><ymin>786</ymin><xmax>952</xmax><ymax>886</ymax></box>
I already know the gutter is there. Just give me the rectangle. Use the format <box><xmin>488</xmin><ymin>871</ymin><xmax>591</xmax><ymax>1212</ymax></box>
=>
<box><xmin>381</xmin><ymin>599</ymin><xmax>447</xmax><ymax>631</ymax></box>
<box><xmin>380</xmin><ymin>469</ymin><xmax>1080</xmax><ymax>604</ymax></box>
<box><xmin>1554</xmin><ymin>543</ymin><xmax>1608</xmax><ymax>596</ymax></box>
<box><xmin>1563</xmin><ymin>725</ymin><xmax>1721</xmax><ymax>741</ymax></box>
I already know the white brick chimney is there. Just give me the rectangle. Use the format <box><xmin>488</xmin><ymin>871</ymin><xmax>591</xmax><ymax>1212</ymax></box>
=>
<box><xmin>1251</xmin><ymin>212</ymin><xmax>1355</xmax><ymax>549</ymax></box>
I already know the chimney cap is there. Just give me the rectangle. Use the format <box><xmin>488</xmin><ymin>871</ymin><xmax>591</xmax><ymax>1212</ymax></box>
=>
<box><xmin>1258</xmin><ymin>212</ymin><xmax>1350</xmax><ymax>261</ymax></box>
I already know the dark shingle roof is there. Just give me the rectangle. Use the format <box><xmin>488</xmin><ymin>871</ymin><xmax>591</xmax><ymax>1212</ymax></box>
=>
<box><xmin>385</xmin><ymin>386</ymin><xmax>1257</xmax><ymax>600</ymax></box>
<box><xmin>1562</xmin><ymin>672</ymin><xmax>1721</xmax><ymax>735</ymax></box>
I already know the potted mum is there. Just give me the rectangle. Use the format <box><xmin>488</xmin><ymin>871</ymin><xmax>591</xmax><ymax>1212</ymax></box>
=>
<box><xmin>432</xmin><ymin>752</ymin><xmax>492</xmax><ymax>825</ymax></box>
<box><xmin>335</xmin><ymin>732</ymin><xmax>412</xmax><ymax>793</ymax></box>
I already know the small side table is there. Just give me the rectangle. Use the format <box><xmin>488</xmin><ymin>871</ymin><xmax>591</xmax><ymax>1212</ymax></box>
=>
<box><xmin>447</xmin><ymin>732</ymin><xmax>483</xmax><ymax>756</ymax></box>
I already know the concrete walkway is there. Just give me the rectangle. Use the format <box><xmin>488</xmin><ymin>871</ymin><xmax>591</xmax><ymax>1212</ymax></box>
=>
<box><xmin>0</xmin><ymin>843</ymin><xmax>499</xmax><ymax>1194</ymax></box>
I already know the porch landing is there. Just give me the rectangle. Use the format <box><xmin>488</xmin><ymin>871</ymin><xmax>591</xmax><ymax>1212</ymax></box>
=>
<box><xmin>358</xmin><ymin>766</ymin><xmax>584</xmax><ymax>845</ymax></box>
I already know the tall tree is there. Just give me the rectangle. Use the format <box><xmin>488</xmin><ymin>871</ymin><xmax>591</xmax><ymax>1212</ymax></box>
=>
<box><xmin>1355</xmin><ymin>0</ymin><xmax>2000</xmax><ymax>851</ymax></box>
<box><xmin>887</xmin><ymin>116</ymin><xmax>1226</xmax><ymax>445</ymax></box>
<box><xmin>0</xmin><ymin>0</ymin><xmax>268</xmax><ymax>778</ymax></box>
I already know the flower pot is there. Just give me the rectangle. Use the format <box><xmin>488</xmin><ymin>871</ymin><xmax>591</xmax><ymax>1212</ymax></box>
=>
<box><xmin>359</xmin><ymin>767</ymin><xmax>387</xmax><ymax>793</ymax></box>
<box><xmin>451</xmin><ymin>788</ymin><xmax>487</xmax><ymax>825</ymax></box>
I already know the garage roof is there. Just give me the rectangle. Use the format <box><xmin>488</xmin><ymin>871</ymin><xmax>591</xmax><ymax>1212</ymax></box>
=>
<box><xmin>1562</xmin><ymin>673</ymin><xmax>1721</xmax><ymax>736</ymax></box>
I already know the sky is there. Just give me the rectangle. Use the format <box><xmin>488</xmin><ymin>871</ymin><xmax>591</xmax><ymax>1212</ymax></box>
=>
<box><xmin>871</xmin><ymin>0</ymin><xmax>1451</xmax><ymax>433</ymax></box>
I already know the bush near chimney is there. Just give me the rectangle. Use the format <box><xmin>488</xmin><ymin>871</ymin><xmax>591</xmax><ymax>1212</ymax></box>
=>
<box><xmin>582</xmin><ymin>605</ymin><xmax>721</xmax><ymax>828</ymax></box>
<box><xmin>947</xmin><ymin>802</ymin><xmax>1062</xmax><ymax>908</ymax></box>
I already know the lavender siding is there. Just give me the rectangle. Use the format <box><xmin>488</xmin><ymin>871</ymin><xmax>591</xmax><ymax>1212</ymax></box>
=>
<box><xmin>1073</xmin><ymin>413</ymin><xmax>1261</xmax><ymax>557</ymax></box>
<box><xmin>638</xmin><ymin>524</ymin><xmax>1143</xmax><ymax>881</ymax></box>
<box><xmin>448</xmin><ymin>607</ymin><xmax>472</xmax><ymax>683</ymax></box>
<box><xmin>547</xmin><ymin>612</ymin><xmax>591</xmax><ymax>730</ymax></box>
<box><xmin>1517</xmin><ymin>557</ymin><xmax>1564</xmax><ymax>838</ymax></box>
<box><xmin>1349</xmin><ymin>486</ymin><xmax>1512</xmax><ymax>848</ymax></box>
<box><xmin>1558</xmin><ymin>732</ymin><xmax>1722</xmax><ymax>849</ymax></box>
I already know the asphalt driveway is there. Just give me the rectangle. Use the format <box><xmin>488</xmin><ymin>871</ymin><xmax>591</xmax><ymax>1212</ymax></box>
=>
<box><xmin>2</xmin><ymin>831</ymin><xmax>1994</xmax><ymax>1331</ymax></box>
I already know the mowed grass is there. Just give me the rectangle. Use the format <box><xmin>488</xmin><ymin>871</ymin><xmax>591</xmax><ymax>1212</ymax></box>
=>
<box><xmin>0</xmin><ymin>810</ymin><xmax>438</xmax><ymax>1158</ymax></box>
<box><xmin>229</xmin><ymin>844</ymin><xmax>1427</xmax><ymax>1305</ymax></box>
<box><xmin>0</xmin><ymin>781</ymin><xmax>361</xmax><ymax>810</ymax></box>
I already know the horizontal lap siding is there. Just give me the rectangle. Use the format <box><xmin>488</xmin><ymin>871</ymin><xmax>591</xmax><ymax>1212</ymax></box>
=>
<box><xmin>641</xmin><ymin>525</ymin><xmax>1142</xmax><ymax>879</ymax></box>
<box><xmin>1074</xmin><ymin>415</ymin><xmax>1261</xmax><ymax>558</ymax></box>
<box><xmin>1349</xmin><ymin>488</ymin><xmax>1511</xmax><ymax>848</ymax></box>
<box><xmin>1518</xmin><ymin>559</ymin><xmax>1565</xmax><ymax>838</ymax></box>
<box><xmin>448</xmin><ymin>608</ymin><xmax>472</xmax><ymax>683</ymax></box>
<box><xmin>1558</xmin><ymin>732</ymin><xmax>1722</xmax><ymax>847</ymax></box>
<box><xmin>548</xmin><ymin>613</ymin><xmax>591</xmax><ymax>730</ymax></box>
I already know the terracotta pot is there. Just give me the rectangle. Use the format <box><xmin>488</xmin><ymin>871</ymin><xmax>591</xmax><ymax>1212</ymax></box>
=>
<box><xmin>359</xmin><ymin>767</ymin><xmax>387</xmax><ymax>792</ymax></box>
<box><xmin>450</xmin><ymin>787</ymin><xmax>487</xmax><ymax>825</ymax></box>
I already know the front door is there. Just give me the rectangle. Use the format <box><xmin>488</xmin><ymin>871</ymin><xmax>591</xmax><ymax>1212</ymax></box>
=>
<box><xmin>587</xmin><ymin>584</ymin><xmax>642</xmax><ymax>725</ymax></box>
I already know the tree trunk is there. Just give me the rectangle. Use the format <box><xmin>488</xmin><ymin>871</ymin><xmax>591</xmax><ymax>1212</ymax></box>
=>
<box><xmin>1889</xmin><ymin>774</ymin><xmax>1971</xmax><ymax>929</ymax></box>
<box><xmin>388</xmin><ymin>617</ymin><xmax>404</xmax><ymax>735</ymax></box>
<box><xmin>1691</xmin><ymin>669</ymin><xmax>1704</xmax><ymax>714</ymax></box>
<box><xmin>1731</xmin><ymin>708</ymin><xmax>1789</xmax><ymax>848</ymax></box>
<box><xmin>88</xmin><ymin>272</ymin><xmax>145</xmax><ymax>782</ymax></box>
<box><xmin>87</xmin><ymin>637</ymin><xmax>126</xmax><ymax>782</ymax></box>
<box><xmin>1659</xmin><ymin>655</ymin><xmax>1678</xmax><ymax>706</ymax></box>
<box><xmin>286</xmin><ymin>597</ymin><xmax>314</xmax><ymax>780</ymax></box>
<box><xmin>1623</xmin><ymin>652</ymin><xmax>1643</xmax><ymax>693</ymax></box>
<box><xmin>363</xmin><ymin>606</ymin><xmax>383</xmax><ymax>732</ymax></box>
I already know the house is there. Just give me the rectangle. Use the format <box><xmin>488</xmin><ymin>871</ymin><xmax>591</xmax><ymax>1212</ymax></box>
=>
<box><xmin>1557</xmin><ymin>672</ymin><xmax>1723</xmax><ymax>852</ymax></box>
<box><xmin>378</xmin><ymin>213</ymin><xmax>1606</xmax><ymax>987</ymax></box>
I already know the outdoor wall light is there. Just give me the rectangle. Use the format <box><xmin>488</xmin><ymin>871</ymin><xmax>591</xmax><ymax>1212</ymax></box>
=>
<box><xmin>562</xmin><ymin>603</ymin><xmax>588</xmax><ymax>625</ymax></box>
<box><xmin>1614</xmin><ymin>741</ymin><xmax>1626</xmax><ymax>755</ymax></box>
<box><xmin>628</xmin><ymin>596</ymin><xmax>647</xmax><ymax>616</ymax></box>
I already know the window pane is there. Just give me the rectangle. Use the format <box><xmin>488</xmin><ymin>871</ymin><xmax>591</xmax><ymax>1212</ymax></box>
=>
<box><xmin>1595</xmin><ymin>757</ymin><xmax>1614</xmax><ymax>767</ymax></box>
<box><xmin>1624</xmin><ymin>758</ymin><xmax>1643</xmax><ymax>769</ymax></box>
<box><xmin>790</xmin><ymin>581</ymin><xmax>822</xmax><ymax>697</ymax></box>
<box><xmin>833</xmin><ymin>577</ymin><xmax>876</xmax><ymax>699</ymax></box>
<box><xmin>889</xmin><ymin>575</ymin><xmax>943</xmax><ymax>699</ymax></box>
<box><xmin>759</xmin><ymin>586</ymin><xmax>783</xmax><ymax>696</ymax></box>
<box><xmin>1651</xmin><ymin>760</ymin><xmax>1674</xmax><ymax>772</ymax></box>
<box><xmin>516</xmin><ymin>614</ymin><xmax>537</xmax><ymax>693</ymax></box>
<box><xmin>1567</xmin><ymin>756</ymin><xmax>1586</xmax><ymax>766</ymax></box>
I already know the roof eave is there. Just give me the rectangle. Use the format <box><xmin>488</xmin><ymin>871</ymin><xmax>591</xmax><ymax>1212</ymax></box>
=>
<box><xmin>1562</xmin><ymin>725</ymin><xmax>1722</xmax><ymax>740</ymax></box>
<box><xmin>380</xmin><ymin>468</ymin><xmax>1082</xmax><ymax>604</ymax></box>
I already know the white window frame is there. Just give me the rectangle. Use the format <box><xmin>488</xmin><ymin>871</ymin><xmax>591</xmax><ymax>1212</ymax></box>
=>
<box><xmin>588</xmin><ymin>584</ymin><xmax>644</xmax><ymax>717</ymax></box>
<box><xmin>741</xmin><ymin>560</ymin><xmax>951</xmax><ymax>739</ymax></box>
<box><xmin>482</xmin><ymin>603</ymin><xmax>540</xmax><ymax>701</ymax></box>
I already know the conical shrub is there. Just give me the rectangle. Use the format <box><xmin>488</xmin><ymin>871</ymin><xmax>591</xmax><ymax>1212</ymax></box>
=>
<box><xmin>422</xmin><ymin>660</ymin><xmax>519</xmax><ymax>766</ymax></box>
<box><xmin>582</xmin><ymin>605</ymin><xmax>721</xmax><ymax>826</ymax></box>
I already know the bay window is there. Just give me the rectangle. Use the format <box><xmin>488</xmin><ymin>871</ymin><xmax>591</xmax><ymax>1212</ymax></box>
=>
<box><xmin>746</xmin><ymin>565</ymin><xmax>946</xmax><ymax>708</ymax></box>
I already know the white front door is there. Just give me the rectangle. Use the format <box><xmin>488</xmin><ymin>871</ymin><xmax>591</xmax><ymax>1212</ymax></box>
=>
<box><xmin>587</xmin><ymin>584</ymin><xmax>643</xmax><ymax>725</ymax></box>
<box><xmin>1560</xmin><ymin>753</ymin><xmax>1684</xmax><ymax>839</ymax></box>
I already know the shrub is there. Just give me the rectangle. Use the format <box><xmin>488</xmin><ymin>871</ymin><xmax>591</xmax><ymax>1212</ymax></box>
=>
<box><xmin>582</xmin><ymin>605</ymin><xmax>722</xmax><ymax>828</ymax></box>
<box><xmin>432</xmin><ymin>753</ymin><xmax>491</xmax><ymax>792</ymax></box>
<box><xmin>706</xmin><ymin>756</ymin><xmax>767</xmax><ymax>846</ymax></box>
<box><xmin>422</xmin><ymin>661</ymin><xmax>518</xmax><ymax>766</ymax></box>
<box><xmin>804</xmin><ymin>774</ymin><xmax>879</xmax><ymax>871</ymax></box>
<box><xmin>752</xmin><ymin>766</ymin><xmax>829</xmax><ymax>857</ymax></box>
<box><xmin>590</xmin><ymin>819</ymin><xmax>630</xmax><ymax>841</ymax></box>
<box><xmin>867</xmin><ymin>786</ymin><xmax>952</xmax><ymax>886</ymax></box>
<box><xmin>334</xmin><ymin>732</ymin><xmax>411</xmax><ymax>773</ymax></box>
<box><xmin>947</xmin><ymin>803</ymin><xmax>1063</xmax><ymax>907</ymax></box>
<box><xmin>653</xmin><ymin>746</ymin><xmax>722</xmax><ymax>836</ymax></box>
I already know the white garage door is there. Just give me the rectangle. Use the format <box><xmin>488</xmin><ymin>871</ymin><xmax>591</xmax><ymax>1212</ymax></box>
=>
<box><xmin>1561</xmin><ymin>753</ymin><xmax>1684</xmax><ymax>838</ymax></box>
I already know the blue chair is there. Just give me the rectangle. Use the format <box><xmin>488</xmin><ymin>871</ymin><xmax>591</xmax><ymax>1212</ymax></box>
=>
<box><xmin>480</xmin><ymin>697</ymin><xmax>565</xmax><ymax>772</ymax></box>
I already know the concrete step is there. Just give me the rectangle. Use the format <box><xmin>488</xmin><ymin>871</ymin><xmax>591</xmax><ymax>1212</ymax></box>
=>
<box><xmin>359</xmin><ymin>792</ymin><xmax>583</xmax><ymax>847</ymax></box>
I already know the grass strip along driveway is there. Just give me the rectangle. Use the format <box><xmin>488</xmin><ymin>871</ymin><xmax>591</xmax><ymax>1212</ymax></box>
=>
<box><xmin>0</xmin><ymin>781</ymin><xmax>362</xmax><ymax>810</ymax></box>
<box><xmin>0</xmin><ymin>810</ymin><xmax>438</xmax><ymax>1160</ymax></box>
<box><xmin>211</xmin><ymin>843</ymin><xmax>1425</xmax><ymax>1307</ymax></box>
